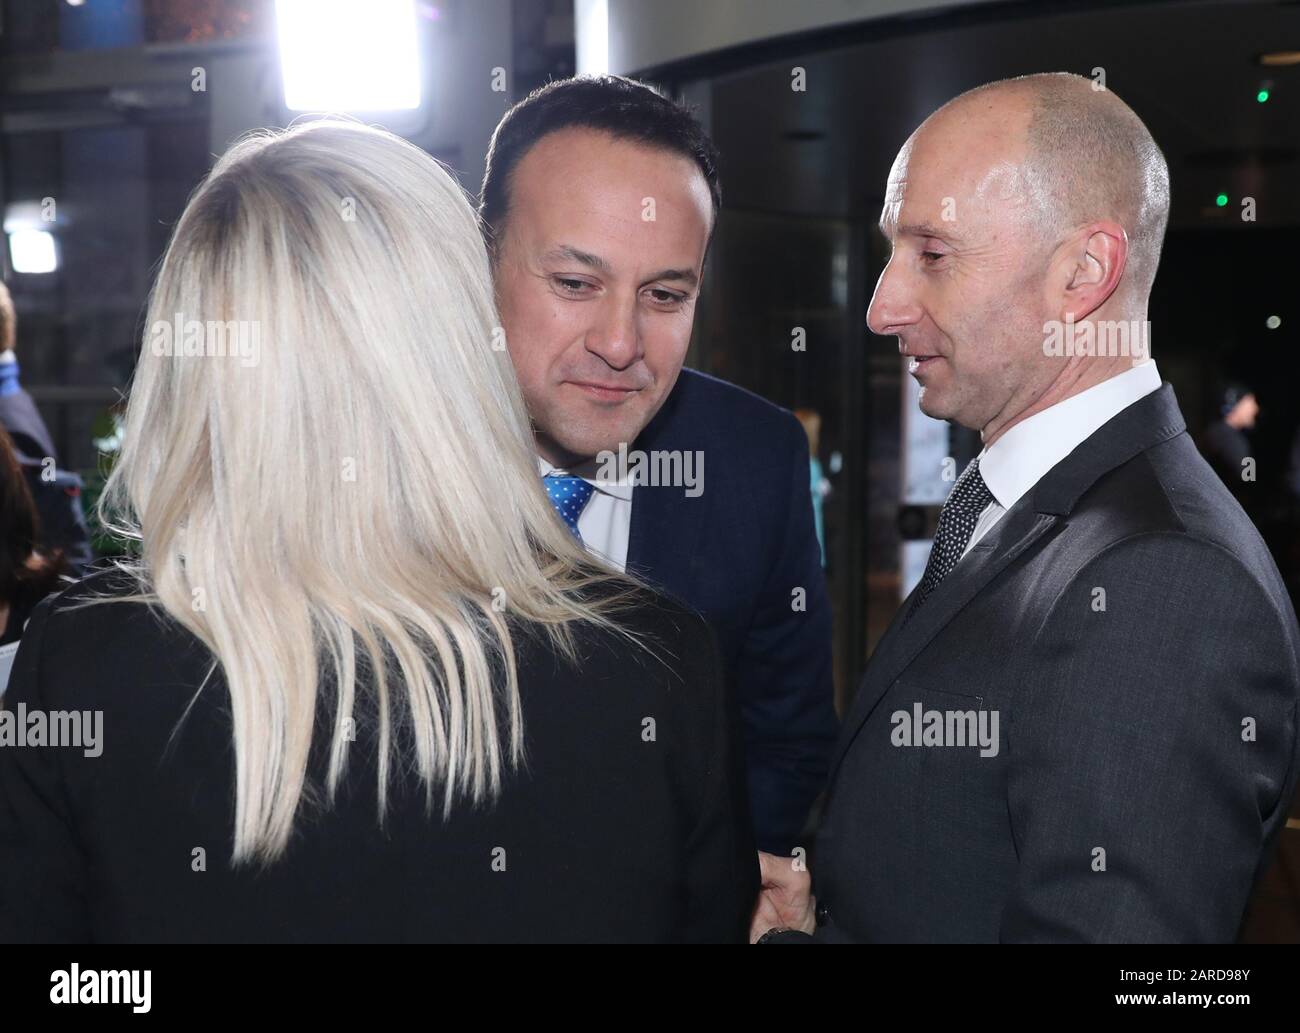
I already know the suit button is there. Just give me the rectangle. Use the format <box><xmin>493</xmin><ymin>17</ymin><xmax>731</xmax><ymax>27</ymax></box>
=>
<box><xmin>815</xmin><ymin>901</ymin><xmax>832</xmax><ymax>927</ymax></box>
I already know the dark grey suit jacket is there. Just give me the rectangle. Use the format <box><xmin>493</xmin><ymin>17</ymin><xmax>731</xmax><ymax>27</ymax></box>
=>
<box><xmin>813</xmin><ymin>383</ymin><xmax>1300</xmax><ymax>943</ymax></box>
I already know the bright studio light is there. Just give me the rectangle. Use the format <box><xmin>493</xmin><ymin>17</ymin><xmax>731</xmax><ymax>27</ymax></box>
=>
<box><xmin>8</xmin><ymin>229</ymin><xmax>58</xmax><ymax>274</ymax></box>
<box><xmin>276</xmin><ymin>0</ymin><xmax>421</xmax><ymax>111</ymax></box>
<box><xmin>576</xmin><ymin>0</ymin><xmax>610</xmax><ymax>75</ymax></box>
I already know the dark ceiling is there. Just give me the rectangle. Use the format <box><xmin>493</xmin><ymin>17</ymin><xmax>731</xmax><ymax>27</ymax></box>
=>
<box><xmin>707</xmin><ymin>0</ymin><xmax>1300</xmax><ymax>229</ymax></box>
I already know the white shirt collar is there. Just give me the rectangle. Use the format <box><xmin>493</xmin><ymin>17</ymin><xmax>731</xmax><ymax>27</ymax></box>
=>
<box><xmin>536</xmin><ymin>454</ymin><xmax>635</xmax><ymax>501</ymax></box>
<box><xmin>979</xmin><ymin>361</ymin><xmax>1162</xmax><ymax>512</ymax></box>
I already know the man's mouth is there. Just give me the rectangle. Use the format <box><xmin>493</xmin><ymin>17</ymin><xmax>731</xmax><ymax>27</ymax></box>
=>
<box><xmin>566</xmin><ymin>380</ymin><xmax>642</xmax><ymax>402</ymax></box>
<box><xmin>907</xmin><ymin>355</ymin><xmax>942</xmax><ymax>374</ymax></box>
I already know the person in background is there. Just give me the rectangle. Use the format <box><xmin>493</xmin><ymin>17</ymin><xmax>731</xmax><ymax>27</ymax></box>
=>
<box><xmin>481</xmin><ymin>75</ymin><xmax>838</xmax><ymax>855</ymax></box>
<box><xmin>1199</xmin><ymin>380</ymin><xmax>1257</xmax><ymax>498</ymax></box>
<box><xmin>0</xmin><ymin>120</ymin><xmax>757</xmax><ymax>944</ymax></box>
<box><xmin>0</xmin><ymin>429</ymin><xmax>67</xmax><ymax>656</ymax></box>
<box><xmin>795</xmin><ymin>409</ymin><xmax>831</xmax><ymax>568</ymax></box>
<box><xmin>0</xmin><ymin>282</ymin><xmax>92</xmax><ymax>576</ymax></box>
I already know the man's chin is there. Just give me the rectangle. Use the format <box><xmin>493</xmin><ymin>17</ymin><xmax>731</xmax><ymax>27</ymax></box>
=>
<box><xmin>918</xmin><ymin>394</ymin><xmax>983</xmax><ymax>432</ymax></box>
<box><xmin>542</xmin><ymin>429</ymin><xmax>640</xmax><ymax>467</ymax></box>
<box><xmin>916</xmin><ymin>388</ymin><xmax>953</xmax><ymax>423</ymax></box>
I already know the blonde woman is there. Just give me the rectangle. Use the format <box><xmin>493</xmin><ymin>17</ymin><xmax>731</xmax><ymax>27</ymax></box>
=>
<box><xmin>0</xmin><ymin>120</ymin><xmax>756</xmax><ymax>943</ymax></box>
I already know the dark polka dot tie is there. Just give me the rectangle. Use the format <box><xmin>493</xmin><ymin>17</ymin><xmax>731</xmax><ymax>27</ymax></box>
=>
<box><xmin>543</xmin><ymin>474</ymin><xmax>596</xmax><ymax>541</ymax></box>
<box><xmin>908</xmin><ymin>458</ymin><xmax>994</xmax><ymax>619</ymax></box>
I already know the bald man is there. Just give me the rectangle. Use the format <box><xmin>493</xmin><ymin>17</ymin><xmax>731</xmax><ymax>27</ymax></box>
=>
<box><xmin>752</xmin><ymin>73</ymin><xmax>1300</xmax><ymax>944</ymax></box>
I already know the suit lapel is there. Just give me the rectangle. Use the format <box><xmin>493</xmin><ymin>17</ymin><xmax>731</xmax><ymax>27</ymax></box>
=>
<box><xmin>827</xmin><ymin>381</ymin><xmax>1189</xmax><ymax>784</ymax></box>
<box><xmin>626</xmin><ymin>481</ymin><xmax>702</xmax><ymax>595</ymax></box>
<box><xmin>623</xmin><ymin>440</ymin><xmax>707</xmax><ymax>603</ymax></box>
<box><xmin>827</xmin><ymin>501</ymin><xmax>1060</xmax><ymax>781</ymax></box>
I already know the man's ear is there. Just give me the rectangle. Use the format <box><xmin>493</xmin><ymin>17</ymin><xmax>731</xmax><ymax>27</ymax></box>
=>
<box><xmin>1057</xmin><ymin>220</ymin><xmax>1128</xmax><ymax>321</ymax></box>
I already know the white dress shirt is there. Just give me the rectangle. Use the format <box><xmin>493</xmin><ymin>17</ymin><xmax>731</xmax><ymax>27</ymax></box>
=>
<box><xmin>962</xmin><ymin>361</ymin><xmax>1163</xmax><ymax>558</ymax></box>
<box><xmin>537</xmin><ymin>455</ymin><xmax>634</xmax><ymax>572</ymax></box>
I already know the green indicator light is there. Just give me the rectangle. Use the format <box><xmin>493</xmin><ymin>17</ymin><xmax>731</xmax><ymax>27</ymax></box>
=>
<box><xmin>1216</xmin><ymin>193</ymin><xmax>1229</xmax><ymax>207</ymax></box>
<box><xmin>1257</xmin><ymin>89</ymin><xmax>1270</xmax><ymax>103</ymax></box>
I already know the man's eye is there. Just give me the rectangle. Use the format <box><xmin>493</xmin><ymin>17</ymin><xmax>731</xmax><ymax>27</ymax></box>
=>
<box><xmin>920</xmin><ymin>251</ymin><xmax>944</xmax><ymax>265</ymax></box>
<box><xmin>646</xmin><ymin>288</ymin><xmax>686</xmax><ymax>305</ymax></box>
<box><xmin>554</xmin><ymin>277</ymin><xmax>592</xmax><ymax>294</ymax></box>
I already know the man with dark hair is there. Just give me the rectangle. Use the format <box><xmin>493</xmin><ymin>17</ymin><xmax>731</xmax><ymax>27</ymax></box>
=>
<box><xmin>481</xmin><ymin>75</ymin><xmax>837</xmax><ymax>855</ymax></box>
<box><xmin>481</xmin><ymin>74</ymin><xmax>721</xmax><ymax>254</ymax></box>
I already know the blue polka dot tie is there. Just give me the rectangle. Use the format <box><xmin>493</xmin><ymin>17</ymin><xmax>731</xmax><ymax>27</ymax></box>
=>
<box><xmin>543</xmin><ymin>474</ymin><xmax>596</xmax><ymax>541</ymax></box>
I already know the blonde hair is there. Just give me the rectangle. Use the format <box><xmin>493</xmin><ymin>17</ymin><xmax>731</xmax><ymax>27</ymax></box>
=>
<box><xmin>100</xmin><ymin>119</ymin><xmax>635</xmax><ymax>864</ymax></box>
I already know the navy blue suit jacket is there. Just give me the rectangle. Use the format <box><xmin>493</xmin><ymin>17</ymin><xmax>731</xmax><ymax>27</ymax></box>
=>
<box><xmin>624</xmin><ymin>368</ymin><xmax>838</xmax><ymax>853</ymax></box>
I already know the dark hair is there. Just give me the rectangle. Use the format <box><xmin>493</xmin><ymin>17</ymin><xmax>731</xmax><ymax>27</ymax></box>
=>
<box><xmin>479</xmin><ymin>75</ymin><xmax>721</xmax><ymax>254</ymax></box>
<box><xmin>0</xmin><ymin>429</ymin><xmax>64</xmax><ymax>604</ymax></box>
<box><xmin>1219</xmin><ymin>380</ymin><xmax>1255</xmax><ymax>418</ymax></box>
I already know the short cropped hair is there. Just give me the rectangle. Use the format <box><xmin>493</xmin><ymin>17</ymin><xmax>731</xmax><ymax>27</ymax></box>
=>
<box><xmin>479</xmin><ymin>74</ymin><xmax>721</xmax><ymax>254</ymax></box>
<box><xmin>952</xmin><ymin>73</ymin><xmax>1170</xmax><ymax>300</ymax></box>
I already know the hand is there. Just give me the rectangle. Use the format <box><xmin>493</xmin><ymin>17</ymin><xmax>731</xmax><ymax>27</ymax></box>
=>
<box><xmin>749</xmin><ymin>850</ymin><xmax>816</xmax><ymax>942</ymax></box>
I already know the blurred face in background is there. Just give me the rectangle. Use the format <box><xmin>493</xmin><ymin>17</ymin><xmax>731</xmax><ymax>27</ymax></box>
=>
<box><xmin>1229</xmin><ymin>392</ymin><xmax>1260</xmax><ymax>430</ymax></box>
<box><xmin>492</xmin><ymin>128</ymin><xmax>713</xmax><ymax>467</ymax></box>
<box><xmin>866</xmin><ymin>104</ymin><xmax>1055</xmax><ymax>436</ymax></box>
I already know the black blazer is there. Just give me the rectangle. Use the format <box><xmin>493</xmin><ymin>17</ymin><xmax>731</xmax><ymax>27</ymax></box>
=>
<box><xmin>814</xmin><ymin>384</ymin><xmax>1300</xmax><ymax>943</ymax></box>
<box><xmin>0</xmin><ymin>572</ymin><xmax>758</xmax><ymax>943</ymax></box>
<box><xmin>0</xmin><ymin>386</ymin><xmax>57</xmax><ymax>464</ymax></box>
<box><xmin>627</xmin><ymin>368</ymin><xmax>839</xmax><ymax>854</ymax></box>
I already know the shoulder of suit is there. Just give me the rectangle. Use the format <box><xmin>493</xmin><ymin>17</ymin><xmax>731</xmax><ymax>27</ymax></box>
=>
<box><xmin>600</xmin><ymin>585</ymin><xmax>720</xmax><ymax>686</ymax></box>
<box><xmin>32</xmin><ymin>567</ymin><xmax>160</xmax><ymax>639</ymax></box>
<box><xmin>576</xmin><ymin>576</ymin><xmax>711</xmax><ymax>643</ymax></box>
<box><xmin>1077</xmin><ymin>437</ymin><xmax>1262</xmax><ymax>550</ymax></box>
<box><xmin>1070</xmin><ymin>448</ymin><xmax>1185</xmax><ymax>535</ymax></box>
<box><xmin>1057</xmin><ymin>445</ymin><xmax>1291</xmax><ymax>612</ymax></box>
<box><xmin>666</xmin><ymin>368</ymin><xmax>801</xmax><ymax>443</ymax></box>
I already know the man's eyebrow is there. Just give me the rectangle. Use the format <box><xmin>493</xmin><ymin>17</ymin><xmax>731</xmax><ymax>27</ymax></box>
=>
<box><xmin>541</xmin><ymin>245</ymin><xmax>613</xmax><ymax>273</ymax></box>
<box><xmin>895</xmin><ymin>222</ymin><xmax>962</xmax><ymax>245</ymax></box>
<box><xmin>647</xmin><ymin>268</ymin><xmax>699</xmax><ymax>288</ymax></box>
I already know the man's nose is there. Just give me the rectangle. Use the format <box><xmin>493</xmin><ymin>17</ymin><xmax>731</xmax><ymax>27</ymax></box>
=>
<box><xmin>866</xmin><ymin>260</ymin><xmax>923</xmax><ymax>337</ymax></box>
<box><xmin>585</xmin><ymin>295</ymin><xmax>641</xmax><ymax>369</ymax></box>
